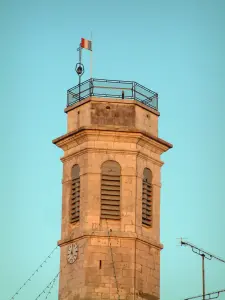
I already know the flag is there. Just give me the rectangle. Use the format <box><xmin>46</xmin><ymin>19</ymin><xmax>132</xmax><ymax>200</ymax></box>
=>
<box><xmin>80</xmin><ymin>38</ymin><xmax>92</xmax><ymax>51</ymax></box>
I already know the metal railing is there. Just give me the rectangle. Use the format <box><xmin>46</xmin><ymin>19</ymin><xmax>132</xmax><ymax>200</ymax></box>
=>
<box><xmin>67</xmin><ymin>78</ymin><xmax>158</xmax><ymax>111</ymax></box>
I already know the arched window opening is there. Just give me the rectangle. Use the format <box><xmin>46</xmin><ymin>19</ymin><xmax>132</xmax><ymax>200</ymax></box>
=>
<box><xmin>101</xmin><ymin>160</ymin><xmax>121</xmax><ymax>220</ymax></box>
<box><xmin>142</xmin><ymin>168</ymin><xmax>152</xmax><ymax>227</ymax></box>
<box><xmin>70</xmin><ymin>165</ymin><xmax>80</xmax><ymax>223</ymax></box>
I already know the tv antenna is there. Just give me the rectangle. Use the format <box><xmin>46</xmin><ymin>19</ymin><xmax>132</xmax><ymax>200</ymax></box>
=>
<box><xmin>184</xmin><ymin>288</ymin><xmax>225</xmax><ymax>300</ymax></box>
<box><xmin>180</xmin><ymin>238</ymin><xmax>225</xmax><ymax>300</ymax></box>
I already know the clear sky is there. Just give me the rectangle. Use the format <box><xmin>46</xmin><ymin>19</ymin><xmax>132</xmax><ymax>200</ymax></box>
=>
<box><xmin>1</xmin><ymin>0</ymin><xmax>225</xmax><ymax>299</ymax></box>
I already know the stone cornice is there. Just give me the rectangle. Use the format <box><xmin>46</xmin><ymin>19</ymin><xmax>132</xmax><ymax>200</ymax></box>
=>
<box><xmin>57</xmin><ymin>231</ymin><xmax>164</xmax><ymax>250</ymax></box>
<box><xmin>52</xmin><ymin>127</ymin><xmax>173</xmax><ymax>154</ymax></box>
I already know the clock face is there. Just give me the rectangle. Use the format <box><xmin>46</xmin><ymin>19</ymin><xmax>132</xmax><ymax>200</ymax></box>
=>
<box><xmin>67</xmin><ymin>243</ymin><xmax>78</xmax><ymax>264</ymax></box>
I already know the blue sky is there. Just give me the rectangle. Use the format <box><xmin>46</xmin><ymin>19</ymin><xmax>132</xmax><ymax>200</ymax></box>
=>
<box><xmin>1</xmin><ymin>0</ymin><xmax>225</xmax><ymax>299</ymax></box>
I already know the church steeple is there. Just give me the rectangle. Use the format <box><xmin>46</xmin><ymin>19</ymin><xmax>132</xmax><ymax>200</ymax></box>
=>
<box><xmin>53</xmin><ymin>78</ymin><xmax>172</xmax><ymax>300</ymax></box>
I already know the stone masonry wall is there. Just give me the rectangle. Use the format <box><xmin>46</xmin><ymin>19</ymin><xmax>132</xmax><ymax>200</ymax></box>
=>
<box><xmin>54</xmin><ymin>96</ymin><xmax>171</xmax><ymax>300</ymax></box>
<box><xmin>57</xmin><ymin>129</ymin><xmax>164</xmax><ymax>299</ymax></box>
<box><xmin>66</xmin><ymin>98</ymin><xmax>159</xmax><ymax>137</ymax></box>
<box><xmin>59</xmin><ymin>235</ymin><xmax>160</xmax><ymax>300</ymax></box>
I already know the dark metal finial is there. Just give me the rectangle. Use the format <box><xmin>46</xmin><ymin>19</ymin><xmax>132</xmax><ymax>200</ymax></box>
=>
<box><xmin>75</xmin><ymin>63</ymin><xmax>84</xmax><ymax>76</ymax></box>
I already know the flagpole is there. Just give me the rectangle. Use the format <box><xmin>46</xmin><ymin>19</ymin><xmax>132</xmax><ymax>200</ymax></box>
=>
<box><xmin>90</xmin><ymin>31</ymin><xmax>93</xmax><ymax>79</ymax></box>
<box><xmin>79</xmin><ymin>44</ymin><xmax>82</xmax><ymax>101</ymax></box>
<box><xmin>79</xmin><ymin>44</ymin><xmax>82</xmax><ymax>64</ymax></box>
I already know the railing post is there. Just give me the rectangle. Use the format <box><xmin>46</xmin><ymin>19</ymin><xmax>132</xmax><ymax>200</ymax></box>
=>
<box><xmin>89</xmin><ymin>78</ymin><xmax>92</xmax><ymax>97</ymax></box>
<box><xmin>133</xmin><ymin>82</ymin><xmax>136</xmax><ymax>100</ymax></box>
<box><xmin>67</xmin><ymin>92</ymin><xmax>69</xmax><ymax>107</ymax></box>
<box><xmin>156</xmin><ymin>93</ymin><xmax>158</xmax><ymax>111</ymax></box>
<box><xmin>91</xmin><ymin>78</ymin><xmax>94</xmax><ymax>96</ymax></box>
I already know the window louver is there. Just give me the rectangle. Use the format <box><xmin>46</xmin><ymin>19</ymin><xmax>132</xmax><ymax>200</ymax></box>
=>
<box><xmin>142</xmin><ymin>168</ymin><xmax>152</xmax><ymax>227</ymax></box>
<box><xmin>101</xmin><ymin>161</ymin><xmax>121</xmax><ymax>220</ymax></box>
<box><xmin>71</xmin><ymin>165</ymin><xmax>80</xmax><ymax>223</ymax></box>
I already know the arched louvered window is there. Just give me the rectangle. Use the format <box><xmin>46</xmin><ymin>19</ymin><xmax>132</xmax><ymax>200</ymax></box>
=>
<box><xmin>101</xmin><ymin>161</ymin><xmax>121</xmax><ymax>220</ymax></box>
<box><xmin>142</xmin><ymin>168</ymin><xmax>153</xmax><ymax>227</ymax></box>
<box><xmin>70</xmin><ymin>165</ymin><xmax>80</xmax><ymax>223</ymax></box>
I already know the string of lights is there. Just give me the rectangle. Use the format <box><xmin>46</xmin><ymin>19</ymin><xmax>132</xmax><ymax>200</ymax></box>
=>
<box><xmin>34</xmin><ymin>225</ymin><xmax>99</xmax><ymax>300</ymax></box>
<box><xmin>34</xmin><ymin>268</ymin><xmax>62</xmax><ymax>300</ymax></box>
<box><xmin>9</xmin><ymin>245</ymin><xmax>59</xmax><ymax>300</ymax></box>
<box><xmin>45</xmin><ymin>273</ymin><xmax>58</xmax><ymax>299</ymax></box>
<box><xmin>184</xmin><ymin>288</ymin><xmax>225</xmax><ymax>300</ymax></box>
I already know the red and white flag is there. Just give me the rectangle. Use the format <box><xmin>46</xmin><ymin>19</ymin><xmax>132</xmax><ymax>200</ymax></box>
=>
<box><xmin>80</xmin><ymin>38</ymin><xmax>92</xmax><ymax>51</ymax></box>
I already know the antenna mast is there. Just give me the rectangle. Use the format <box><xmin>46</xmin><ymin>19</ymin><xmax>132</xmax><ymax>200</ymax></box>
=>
<box><xmin>180</xmin><ymin>239</ymin><xmax>225</xmax><ymax>300</ymax></box>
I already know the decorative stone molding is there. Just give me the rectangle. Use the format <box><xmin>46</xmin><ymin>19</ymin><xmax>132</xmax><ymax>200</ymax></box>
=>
<box><xmin>57</xmin><ymin>231</ymin><xmax>163</xmax><ymax>251</ymax></box>
<box><xmin>53</xmin><ymin>127</ymin><xmax>172</xmax><ymax>150</ymax></box>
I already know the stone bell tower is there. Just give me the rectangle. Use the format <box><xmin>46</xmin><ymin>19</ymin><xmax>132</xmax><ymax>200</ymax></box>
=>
<box><xmin>53</xmin><ymin>78</ymin><xmax>172</xmax><ymax>300</ymax></box>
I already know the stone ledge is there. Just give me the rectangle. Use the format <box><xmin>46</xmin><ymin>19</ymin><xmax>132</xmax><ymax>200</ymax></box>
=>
<box><xmin>57</xmin><ymin>231</ymin><xmax>163</xmax><ymax>250</ymax></box>
<box><xmin>64</xmin><ymin>96</ymin><xmax>160</xmax><ymax>117</ymax></box>
<box><xmin>52</xmin><ymin>126</ymin><xmax>173</xmax><ymax>151</ymax></box>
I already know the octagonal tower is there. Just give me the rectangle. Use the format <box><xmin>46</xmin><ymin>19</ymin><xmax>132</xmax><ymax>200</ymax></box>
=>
<box><xmin>53</xmin><ymin>78</ymin><xmax>172</xmax><ymax>300</ymax></box>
